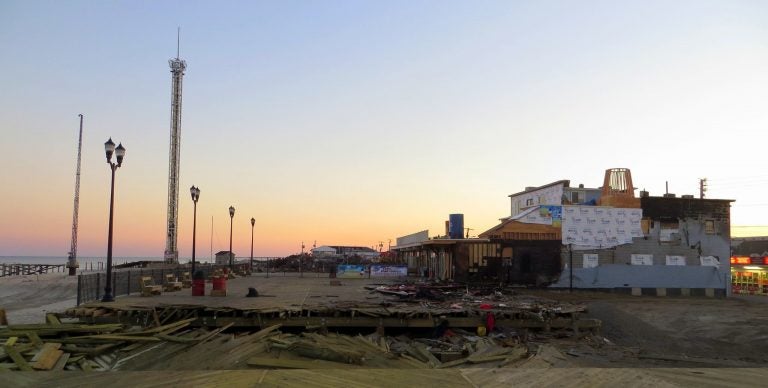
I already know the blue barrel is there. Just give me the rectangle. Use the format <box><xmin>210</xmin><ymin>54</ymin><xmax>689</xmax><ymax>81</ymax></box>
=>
<box><xmin>449</xmin><ymin>214</ymin><xmax>464</xmax><ymax>239</ymax></box>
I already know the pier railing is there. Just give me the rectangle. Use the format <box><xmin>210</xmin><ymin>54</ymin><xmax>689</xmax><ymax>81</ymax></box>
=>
<box><xmin>1</xmin><ymin>263</ymin><xmax>66</xmax><ymax>277</ymax></box>
<box><xmin>76</xmin><ymin>263</ymin><xmax>250</xmax><ymax>305</ymax></box>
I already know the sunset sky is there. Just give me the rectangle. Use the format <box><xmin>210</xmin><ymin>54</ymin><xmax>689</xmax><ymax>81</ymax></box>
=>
<box><xmin>1</xmin><ymin>1</ymin><xmax>767</xmax><ymax>258</ymax></box>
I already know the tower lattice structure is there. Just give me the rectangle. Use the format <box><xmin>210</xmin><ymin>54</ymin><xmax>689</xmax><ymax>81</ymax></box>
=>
<box><xmin>164</xmin><ymin>52</ymin><xmax>186</xmax><ymax>264</ymax></box>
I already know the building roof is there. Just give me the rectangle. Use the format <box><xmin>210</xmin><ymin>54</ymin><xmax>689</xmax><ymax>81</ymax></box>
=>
<box><xmin>214</xmin><ymin>251</ymin><xmax>233</xmax><ymax>256</ymax></box>
<box><xmin>508</xmin><ymin>180</ymin><xmax>570</xmax><ymax>198</ymax></box>
<box><xmin>732</xmin><ymin>239</ymin><xmax>768</xmax><ymax>256</ymax></box>
<box><xmin>640</xmin><ymin>196</ymin><xmax>734</xmax><ymax>219</ymax></box>
<box><xmin>392</xmin><ymin>238</ymin><xmax>490</xmax><ymax>251</ymax></box>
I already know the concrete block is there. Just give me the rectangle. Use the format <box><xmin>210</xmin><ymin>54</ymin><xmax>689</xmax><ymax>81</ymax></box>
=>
<box><xmin>656</xmin><ymin>288</ymin><xmax>667</xmax><ymax>297</ymax></box>
<box><xmin>681</xmin><ymin>288</ymin><xmax>691</xmax><ymax>297</ymax></box>
<box><xmin>705</xmin><ymin>288</ymin><xmax>715</xmax><ymax>298</ymax></box>
<box><xmin>631</xmin><ymin>288</ymin><xmax>641</xmax><ymax>296</ymax></box>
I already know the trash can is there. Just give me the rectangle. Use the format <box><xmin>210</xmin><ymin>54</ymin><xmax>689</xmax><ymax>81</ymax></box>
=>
<box><xmin>192</xmin><ymin>270</ymin><xmax>205</xmax><ymax>296</ymax></box>
<box><xmin>211</xmin><ymin>275</ymin><xmax>227</xmax><ymax>296</ymax></box>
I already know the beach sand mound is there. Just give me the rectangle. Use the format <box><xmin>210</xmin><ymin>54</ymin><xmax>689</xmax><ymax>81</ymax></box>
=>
<box><xmin>0</xmin><ymin>273</ymin><xmax>77</xmax><ymax>324</ymax></box>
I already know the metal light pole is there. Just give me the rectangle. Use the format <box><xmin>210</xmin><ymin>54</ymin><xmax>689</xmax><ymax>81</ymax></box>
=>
<box><xmin>300</xmin><ymin>242</ymin><xmax>305</xmax><ymax>277</ymax></box>
<box><xmin>228</xmin><ymin>206</ymin><xmax>235</xmax><ymax>271</ymax></box>
<box><xmin>569</xmin><ymin>244</ymin><xmax>573</xmax><ymax>293</ymax></box>
<box><xmin>190</xmin><ymin>186</ymin><xmax>200</xmax><ymax>274</ymax></box>
<box><xmin>250</xmin><ymin>217</ymin><xmax>255</xmax><ymax>274</ymax></box>
<box><xmin>102</xmin><ymin>138</ymin><xmax>125</xmax><ymax>302</ymax></box>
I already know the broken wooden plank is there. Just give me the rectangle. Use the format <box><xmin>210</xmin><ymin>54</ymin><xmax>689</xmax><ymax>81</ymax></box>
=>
<box><xmin>78</xmin><ymin>357</ymin><xmax>93</xmax><ymax>372</ymax></box>
<box><xmin>247</xmin><ymin>356</ymin><xmax>355</xmax><ymax>369</ymax></box>
<box><xmin>61</xmin><ymin>342</ymin><xmax>123</xmax><ymax>356</ymax></box>
<box><xmin>31</xmin><ymin>343</ymin><xmax>63</xmax><ymax>370</ymax></box>
<box><xmin>412</xmin><ymin>342</ymin><xmax>441</xmax><ymax>367</ymax></box>
<box><xmin>26</xmin><ymin>332</ymin><xmax>43</xmax><ymax>347</ymax></box>
<box><xmin>292</xmin><ymin>340</ymin><xmax>365</xmax><ymax>365</ymax></box>
<box><xmin>193</xmin><ymin>322</ymin><xmax>234</xmax><ymax>346</ymax></box>
<box><xmin>155</xmin><ymin>333</ymin><xmax>199</xmax><ymax>344</ymax></box>
<box><xmin>77</xmin><ymin>335</ymin><xmax>161</xmax><ymax>342</ymax></box>
<box><xmin>52</xmin><ymin>352</ymin><xmax>70</xmax><ymax>371</ymax></box>
<box><xmin>45</xmin><ymin>313</ymin><xmax>61</xmax><ymax>325</ymax></box>
<box><xmin>4</xmin><ymin>345</ymin><xmax>33</xmax><ymax>371</ymax></box>
<box><xmin>247</xmin><ymin>324</ymin><xmax>282</xmax><ymax>342</ymax></box>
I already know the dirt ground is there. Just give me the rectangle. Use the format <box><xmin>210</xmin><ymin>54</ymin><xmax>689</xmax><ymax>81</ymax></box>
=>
<box><xmin>528</xmin><ymin>290</ymin><xmax>768</xmax><ymax>367</ymax></box>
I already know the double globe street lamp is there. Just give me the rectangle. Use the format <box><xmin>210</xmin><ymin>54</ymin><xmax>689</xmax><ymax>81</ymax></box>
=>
<box><xmin>102</xmin><ymin>138</ymin><xmax>125</xmax><ymax>303</ymax></box>
<box><xmin>190</xmin><ymin>186</ymin><xmax>200</xmax><ymax>275</ymax></box>
<box><xmin>250</xmin><ymin>217</ymin><xmax>255</xmax><ymax>274</ymax></box>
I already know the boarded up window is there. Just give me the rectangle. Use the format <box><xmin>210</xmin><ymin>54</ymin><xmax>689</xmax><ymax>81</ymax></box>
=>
<box><xmin>660</xmin><ymin>220</ymin><xmax>680</xmax><ymax>242</ymax></box>
<box><xmin>704</xmin><ymin>220</ymin><xmax>715</xmax><ymax>234</ymax></box>
<box><xmin>641</xmin><ymin>218</ymin><xmax>651</xmax><ymax>236</ymax></box>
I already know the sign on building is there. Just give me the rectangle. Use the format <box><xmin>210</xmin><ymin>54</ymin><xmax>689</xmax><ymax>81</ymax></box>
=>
<box><xmin>700</xmin><ymin>256</ymin><xmax>721</xmax><ymax>267</ymax></box>
<box><xmin>370</xmin><ymin>265</ymin><xmax>408</xmax><ymax>278</ymax></box>
<box><xmin>631</xmin><ymin>254</ymin><xmax>653</xmax><ymax>266</ymax></box>
<box><xmin>582</xmin><ymin>253</ymin><xmax>599</xmax><ymax>268</ymax></box>
<box><xmin>665</xmin><ymin>255</ymin><xmax>686</xmax><ymax>266</ymax></box>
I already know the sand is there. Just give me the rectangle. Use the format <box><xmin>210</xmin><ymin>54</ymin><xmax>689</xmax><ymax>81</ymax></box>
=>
<box><xmin>0</xmin><ymin>273</ymin><xmax>78</xmax><ymax>324</ymax></box>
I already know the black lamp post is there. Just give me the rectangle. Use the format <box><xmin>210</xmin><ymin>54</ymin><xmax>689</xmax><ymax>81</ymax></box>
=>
<box><xmin>300</xmin><ymin>242</ymin><xmax>305</xmax><ymax>278</ymax></box>
<box><xmin>229</xmin><ymin>206</ymin><xmax>235</xmax><ymax>271</ymax></box>
<box><xmin>190</xmin><ymin>186</ymin><xmax>200</xmax><ymax>275</ymax></box>
<box><xmin>250</xmin><ymin>217</ymin><xmax>255</xmax><ymax>274</ymax></box>
<box><xmin>102</xmin><ymin>138</ymin><xmax>125</xmax><ymax>302</ymax></box>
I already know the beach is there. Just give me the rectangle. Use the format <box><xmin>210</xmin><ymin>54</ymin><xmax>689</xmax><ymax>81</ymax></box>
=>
<box><xmin>0</xmin><ymin>273</ymin><xmax>78</xmax><ymax>324</ymax></box>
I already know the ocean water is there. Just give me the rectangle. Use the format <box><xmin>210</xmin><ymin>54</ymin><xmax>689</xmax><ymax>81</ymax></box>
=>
<box><xmin>0</xmin><ymin>256</ymin><xmax>215</xmax><ymax>267</ymax></box>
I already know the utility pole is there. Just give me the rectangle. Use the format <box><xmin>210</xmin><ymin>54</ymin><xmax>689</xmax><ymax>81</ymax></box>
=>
<box><xmin>699</xmin><ymin>178</ymin><xmax>707</xmax><ymax>199</ymax></box>
<box><xmin>67</xmin><ymin>114</ymin><xmax>84</xmax><ymax>276</ymax></box>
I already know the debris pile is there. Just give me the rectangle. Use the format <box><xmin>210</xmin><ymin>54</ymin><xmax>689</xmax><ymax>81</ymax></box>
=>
<box><xmin>0</xmin><ymin>312</ymin><xmax>554</xmax><ymax>372</ymax></box>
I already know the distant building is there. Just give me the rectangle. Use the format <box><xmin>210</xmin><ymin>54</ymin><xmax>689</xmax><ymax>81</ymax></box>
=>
<box><xmin>310</xmin><ymin>245</ymin><xmax>380</xmax><ymax>260</ymax></box>
<box><xmin>215</xmin><ymin>250</ymin><xmax>234</xmax><ymax>265</ymax></box>
<box><xmin>507</xmin><ymin>180</ymin><xmax>601</xmax><ymax>219</ymax></box>
<box><xmin>731</xmin><ymin>237</ymin><xmax>768</xmax><ymax>295</ymax></box>
<box><xmin>394</xmin><ymin>168</ymin><xmax>736</xmax><ymax>297</ymax></box>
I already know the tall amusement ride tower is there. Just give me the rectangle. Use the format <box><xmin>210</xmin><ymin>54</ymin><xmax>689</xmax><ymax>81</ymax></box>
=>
<box><xmin>164</xmin><ymin>33</ymin><xmax>186</xmax><ymax>263</ymax></box>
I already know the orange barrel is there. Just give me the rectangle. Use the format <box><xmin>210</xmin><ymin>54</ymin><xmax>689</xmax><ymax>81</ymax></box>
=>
<box><xmin>192</xmin><ymin>278</ymin><xmax>205</xmax><ymax>296</ymax></box>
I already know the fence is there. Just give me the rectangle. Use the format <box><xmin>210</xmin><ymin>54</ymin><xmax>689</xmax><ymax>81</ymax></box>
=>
<box><xmin>76</xmin><ymin>263</ymin><xmax>249</xmax><ymax>305</ymax></box>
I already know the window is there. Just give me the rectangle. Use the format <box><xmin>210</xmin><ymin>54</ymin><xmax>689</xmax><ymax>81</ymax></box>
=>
<box><xmin>704</xmin><ymin>220</ymin><xmax>715</xmax><ymax>234</ymax></box>
<box><xmin>525</xmin><ymin>198</ymin><xmax>534</xmax><ymax>206</ymax></box>
<box><xmin>571</xmin><ymin>192</ymin><xmax>581</xmax><ymax>203</ymax></box>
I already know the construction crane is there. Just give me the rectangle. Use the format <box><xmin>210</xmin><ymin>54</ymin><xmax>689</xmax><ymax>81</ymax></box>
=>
<box><xmin>164</xmin><ymin>29</ymin><xmax>186</xmax><ymax>263</ymax></box>
<box><xmin>465</xmin><ymin>228</ymin><xmax>474</xmax><ymax>238</ymax></box>
<box><xmin>67</xmin><ymin>114</ymin><xmax>84</xmax><ymax>275</ymax></box>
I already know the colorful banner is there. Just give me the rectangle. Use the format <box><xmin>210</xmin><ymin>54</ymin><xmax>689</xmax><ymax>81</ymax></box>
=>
<box><xmin>370</xmin><ymin>265</ymin><xmax>408</xmax><ymax>278</ymax></box>
<box><xmin>336</xmin><ymin>264</ymin><xmax>366</xmax><ymax>278</ymax></box>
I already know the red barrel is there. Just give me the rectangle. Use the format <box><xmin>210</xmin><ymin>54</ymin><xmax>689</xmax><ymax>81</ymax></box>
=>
<box><xmin>192</xmin><ymin>278</ymin><xmax>205</xmax><ymax>296</ymax></box>
<box><xmin>212</xmin><ymin>276</ymin><xmax>227</xmax><ymax>291</ymax></box>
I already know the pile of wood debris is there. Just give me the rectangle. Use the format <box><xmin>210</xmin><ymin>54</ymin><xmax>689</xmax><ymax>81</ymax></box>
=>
<box><xmin>0</xmin><ymin>312</ymin><xmax>577</xmax><ymax>372</ymax></box>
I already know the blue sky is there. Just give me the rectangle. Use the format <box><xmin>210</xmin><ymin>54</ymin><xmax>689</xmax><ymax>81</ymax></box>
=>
<box><xmin>1</xmin><ymin>1</ymin><xmax>767</xmax><ymax>257</ymax></box>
